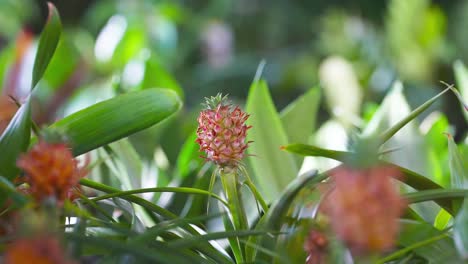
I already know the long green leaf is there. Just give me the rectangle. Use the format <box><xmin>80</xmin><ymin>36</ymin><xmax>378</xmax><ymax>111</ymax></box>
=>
<box><xmin>90</xmin><ymin>186</ymin><xmax>227</xmax><ymax>207</ymax></box>
<box><xmin>446</xmin><ymin>133</ymin><xmax>468</xmax><ymax>259</ymax></box>
<box><xmin>0</xmin><ymin>99</ymin><xmax>31</xmax><ymax>180</ymax></box>
<box><xmin>280</xmin><ymin>87</ymin><xmax>321</xmax><ymax>147</ymax></box>
<box><xmin>50</xmin><ymin>89</ymin><xmax>181</xmax><ymax>156</ymax></box>
<box><xmin>454</xmin><ymin>60</ymin><xmax>468</xmax><ymax>121</ymax></box>
<box><xmin>168</xmin><ymin>230</ymin><xmax>271</xmax><ymax>248</ymax></box>
<box><xmin>447</xmin><ymin>134</ymin><xmax>468</xmax><ymax>189</ymax></box>
<box><xmin>32</xmin><ymin>2</ymin><xmax>62</xmax><ymax>89</ymax></box>
<box><xmin>249</xmin><ymin>170</ymin><xmax>322</xmax><ymax>262</ymax></box>
<box><xmin>395</xmin><ymin>220</ymin><xmax>461</xmax><ymax>263</ymax></box>
<box><xmin>282</xmin><ymin>144</ymin><xmax>456</xmax><ymax>213</ymax></box>
<box><xmin>65</xmin><ymin>233</ymin><xmax>204</xmax><ymax>263</ymax></box>
<box><xmin>281</xmin><ymin>143</ymin><xmax>347</xmax><ymax>161</ymax></box>
<box><xmin>403</xmin><ymin>189</ymin><xmax>468</xmax><ymax>204</ymax></box>
<box><xmin>379</xmin><ymin>83</ymin><xmax>450</xmax><ymax>145</ymax></box>
<box><xmin>246</xmin><ymin>80</ymin><xmax>298</xmax><ymax>201</ymax></box>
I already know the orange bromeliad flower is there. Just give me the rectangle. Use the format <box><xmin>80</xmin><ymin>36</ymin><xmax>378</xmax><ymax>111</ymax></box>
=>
<box><xmin>196</xmin><ymin>94</ymin><xmax>251</xmax><ymax>167</ymax></box>
<box><xmin>16</xmin><ymin>141</ymin><xmax>87</xmax><ymax>204</ymax></box>
<box><xmin>321</xmin><ymin>165</ymin><xmax>406</xmax><ymax>254</ymax></box>
<box><xmin>4</xmin><ymin>235</ymin><xmax>75</xmax><ymax>264</ymax></box>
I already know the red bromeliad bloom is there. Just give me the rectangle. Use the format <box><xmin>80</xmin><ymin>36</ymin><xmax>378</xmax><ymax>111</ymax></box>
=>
<box><xmin>16</xmin><ymin>141</ymin><xmax>87</xmax><ymax>204</ymax></box>
<box><xmin>321</xmin><ymin>165</ymin><xmax>406</xmax><ymax>254</ymax></box>
<box><xmin>196</xmin><ymin>95</ymin><xmax>251</xmax><ymax>167</ymax></box>
<box><xmin>4</xmin><ymin>235</ymin><xmax>75</xmax><ymax>264</ymax></box>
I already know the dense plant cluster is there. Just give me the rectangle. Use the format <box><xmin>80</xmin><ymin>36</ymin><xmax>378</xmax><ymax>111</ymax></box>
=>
<box><xmin>0</xmin><ymin>1</ymin><xmax>467</xmax><ymax>264</ymax></box>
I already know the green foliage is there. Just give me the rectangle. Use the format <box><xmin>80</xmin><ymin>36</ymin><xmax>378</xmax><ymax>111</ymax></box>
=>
<box><xmin>0</xmin><ymin>1</ymin><xmax>468</xmax><ymax>263</ymax></box>
<box><xmin>50</xmin><ymin>89</ymin><xmax>181</xmax><ymax>156</ymax></box>
<box><xmin>246</xmin><ymin>80</ymin><xmax>299</xmax><ymax>201</ymax></box>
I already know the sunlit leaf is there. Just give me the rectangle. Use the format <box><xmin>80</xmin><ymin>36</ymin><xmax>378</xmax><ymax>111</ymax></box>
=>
<box><xmin>280</xmin><ymin>87</ymin><xmax>321</xmax><ymax>145</ymax></box>
<box><xmin>32</xmin><ymin>2</ymin><xmax>62</xmax><ymax>89</ymax></box>
<box><xmin>393</xmin><ymin>220</ymin><xmax>461</xmax><ymax>263</ymax></box>
<box><xmin>0</xmin><ymin>99</ymin><xmax>31</xmax><ymax>180</ymax></box>
<box><xmin>454</xmin><ymin>60</ymin><xmax>468</xmax><ymax>121</ymax></box>
<box><xmin>246</xmin><ymin>80</ymin><xmax>299</xmax><ymax>201</ymax></box>
<box><xmin>446</xmin><ymin>133</ymin><xmax>468</xmax><ymax>259</ymax></box>
<box><xmin>50</xmin><ymin>89</ymin><xmax>181</xmax><ymax>156</ymax></box>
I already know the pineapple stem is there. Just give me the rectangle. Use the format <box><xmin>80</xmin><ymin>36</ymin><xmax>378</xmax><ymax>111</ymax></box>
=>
<box><xmin>219</xmin><ymin>166</ymin><xmax>248</xmax><ymax>260</ymax></box>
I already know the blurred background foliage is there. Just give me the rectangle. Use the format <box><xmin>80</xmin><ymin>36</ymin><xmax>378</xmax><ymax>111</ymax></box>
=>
<box><xmin>0</xmin><ymin>0</ymin><xmax>467</xmax><ymax>186</ymax></box>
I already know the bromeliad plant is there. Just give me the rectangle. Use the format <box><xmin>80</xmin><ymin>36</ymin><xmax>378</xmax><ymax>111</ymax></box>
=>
<box><xmin>1</xmin><ymin>2</ymin><xmax>468</xmax><ymax>264</ymax></box>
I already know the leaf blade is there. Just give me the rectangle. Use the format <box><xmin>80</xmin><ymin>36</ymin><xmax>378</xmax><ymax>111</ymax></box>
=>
<box><xmin>32</xmin><ymin>2</ymin><xmax>62</xmax><ymax>89</ymax></box>
<box><xmin>50</xmin><ymin>88</ymin><xmax>181</xmax><ymax>156</ymax></box>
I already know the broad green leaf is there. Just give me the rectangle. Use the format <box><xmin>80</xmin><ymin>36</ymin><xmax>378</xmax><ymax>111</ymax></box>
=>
<box><xmin>364</xmin><ymin>81</ymin><xmax>438</xmax><ymax>176</ymax></box>
<box><xmin>66</xmin><ymin>233</ymin><xmax>205</xmax><ymax>263</ymax></box>
<box><xmin>280</xmin><ymin>87</ymin><xmax>321</xmax><ymax>167</ymax></box>
<box><xmin>376</xmin><ymin>82</ymin><xmax>450</xmax><ymax>146</ymax></box>
<box><xmin>42</xmin><ymin>35</ymin><xmax>79</xmax><ymax>89</ymax></box>
<box><xmin>176</xmin><ymin>130</ymin><xmax>203</xmax><ymax>179</ymax></box>
<box><xmin>424</xmin><ymin>113</ymin><xmax>450</xmax><ymax>187</ymax></box>
<box><xmin>141</xmin><ymin>55</ymin><xmax>184</xmax><ymax>99</ymax></box>
<box><xmin>434</xmin><ymin>209</ymin><xmax>451</xmax><ymax>230</ymax></box>
<box><xmin>32</xmin><ymin>2</ymin><xmax>62</xmax><ymax>89</ymax></box>
<box><xmin>454</xmin><ymin>200</ymin><xmax>468</xmax><ymax>260</ymax></box>
<box><xmin>280</xmin><ymin>87</ymin><xmax>321</xmax><ymax>145</ymax></box>
<box><xmin>393</xmin><ymin>220</ymin><xmax>461</xmax><ymax>263</ymax></box>
<box><xmin>282</xmin><ymin>144</ymin><xmax>456</xmax><ymax>213</ymax></box>
<box><xmin>0</xmin><ymin>45</ymin><xmax>14</xmax><ymax>92</ymax></box>
<box><xmin>447</xmin><ymin>134</ymin><xmax>468</xmax><ymax>189</ymax></box>
<box><xmin>249</xmin><ymin>170</ymin><xmax>322</xmax><ymax>262</ymax></box>
<box><xmin>0</xmin><ymin>99</ymin><xmax>31</xmax><ymax>180</ymax></box>
<box><xmin>454</xmin><ymin>60</ymin><xmax>468</xmax><ymax>121</ymax></box>
<box><xmin>246</xmin><ymin>80</ymin><xmax>298</xmax><ymax>201</ymax></box>
<box><xmin>281</xmin><ymin>143</ymin><xmax>347</xmax><ymax>161</ymax></box>
<box><xmin>0</xmin><ymin>176</ymin><xmax>27</xmax><ymax>206</ymax></box>
<box><xmin>50</xmin><ymin>89</ymin><xmax>181</xmax><ymax>156</ymax></box>
<box><xmin>447</xmin><ymin>133</ymin><xmax>468</xmax><ymax>259</ymax></box>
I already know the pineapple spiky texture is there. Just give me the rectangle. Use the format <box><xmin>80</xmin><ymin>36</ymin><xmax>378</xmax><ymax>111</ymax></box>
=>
<box><xmin>196</xmin><ymin>94</ymin><xmax>251</xmax><ymax>167</ymax></box>
<box><xmin>16</xmin><ymin>141</ymin><xmax>88</xmax><ymax>205</ymax></box>
<box><xmin>322</xmin><ymin>165</ymin><xmax>406</xmax><ymax>254</ymax></box>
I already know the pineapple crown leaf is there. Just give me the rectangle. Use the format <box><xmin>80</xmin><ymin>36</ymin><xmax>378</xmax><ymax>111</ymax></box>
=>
<box><xmin>202</xmin><ymin>93</ymin><xmax>230</xmax><ymax>109</ymax></box>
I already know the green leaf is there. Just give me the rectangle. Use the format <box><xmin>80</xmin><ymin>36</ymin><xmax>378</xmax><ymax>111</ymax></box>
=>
<box><xmin>447</xmin><ymin>134</ymin><xmax>468</xmax><ymax>189</ymax></box>
<box><xmin>50</xmin><ymin>89</ymin><xmax>181</xmax><ymax>156</ymax></box>
<box><xmin>282</xmin><ymin>144</ymin><xmax>456</xmax><ymax>213</ymax></box>
<box><xmin>0</xmin><ymin>99</ymin><xmax>31</xmax><ymax>180</ymax></box>
<box><xmin>434</xmin><ymin>209</ymin><xmax>451</xmax><ymax>230</ymax></box>
<box><xmin>0</xmin><ymin>176</ymin><xmax>27</xmax><ymax>206</ymax></box>
<box><xmin>141</xmin><ymin>55</ymin><xmax>184</xmax><ymax>99</ymax></box>
<box><xmin>176</xmin><ymin>130</ymin><xmax>203</xmax><ymax>179</ymax></box>
<box><xmin>446</xmin><ymin>133</ymin><xmax>468</xmax><ymax>259</ymax></box>
<box><xmin>454</xmin><ymin>199</ymin><xmax>468</xmax><ymax>259</ymax></box>
<box><xmin>281</xmin><ymin>143</ymin><xmax>347</xmax><ymax>161</ymax></box>
<box><xmin>90</xmin><ymin>186</ymin><xmax>227</xmax><ymax>207</ymax></box>
<box><xmin>280</xmin><ymin>87</ymin><xmax>321</xmax><ymax>167</ymax></box>
<box><xmin>392</xmin><ymin>220</ymin><xmax>461</xmax><ymax>263</ymax></box>
<box><xmin>32</xmin><ymin>2</ymin><xmax>62</xmax><ymax>89</ymax></box>
<box><xmin>246</xmin><ymin>80</ymin><xmax>298</xmax><ymax>201</ymax></box>
<box><xmin>280</xmin><ymin>87</ymin><xmax>321</xmax><ymax>145</ymax></box>
<box><xmin>454</xmin><ymin>60</ymin><xmax>468</xmax><ymax>121</ymax></box>
<box><xmin>249</xmin><ymin>170</ymin><xmax>323</xmax><ymax>262</ymax></box>
<box><xmin>377</xmin><ymin>81</ymin><xmax>449</xmax><ymax>145</ymax></box>
<box><xmin>65</xmin><ymin>233</ymin><xmax>204</xmax><ymax>263</ymax></box>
